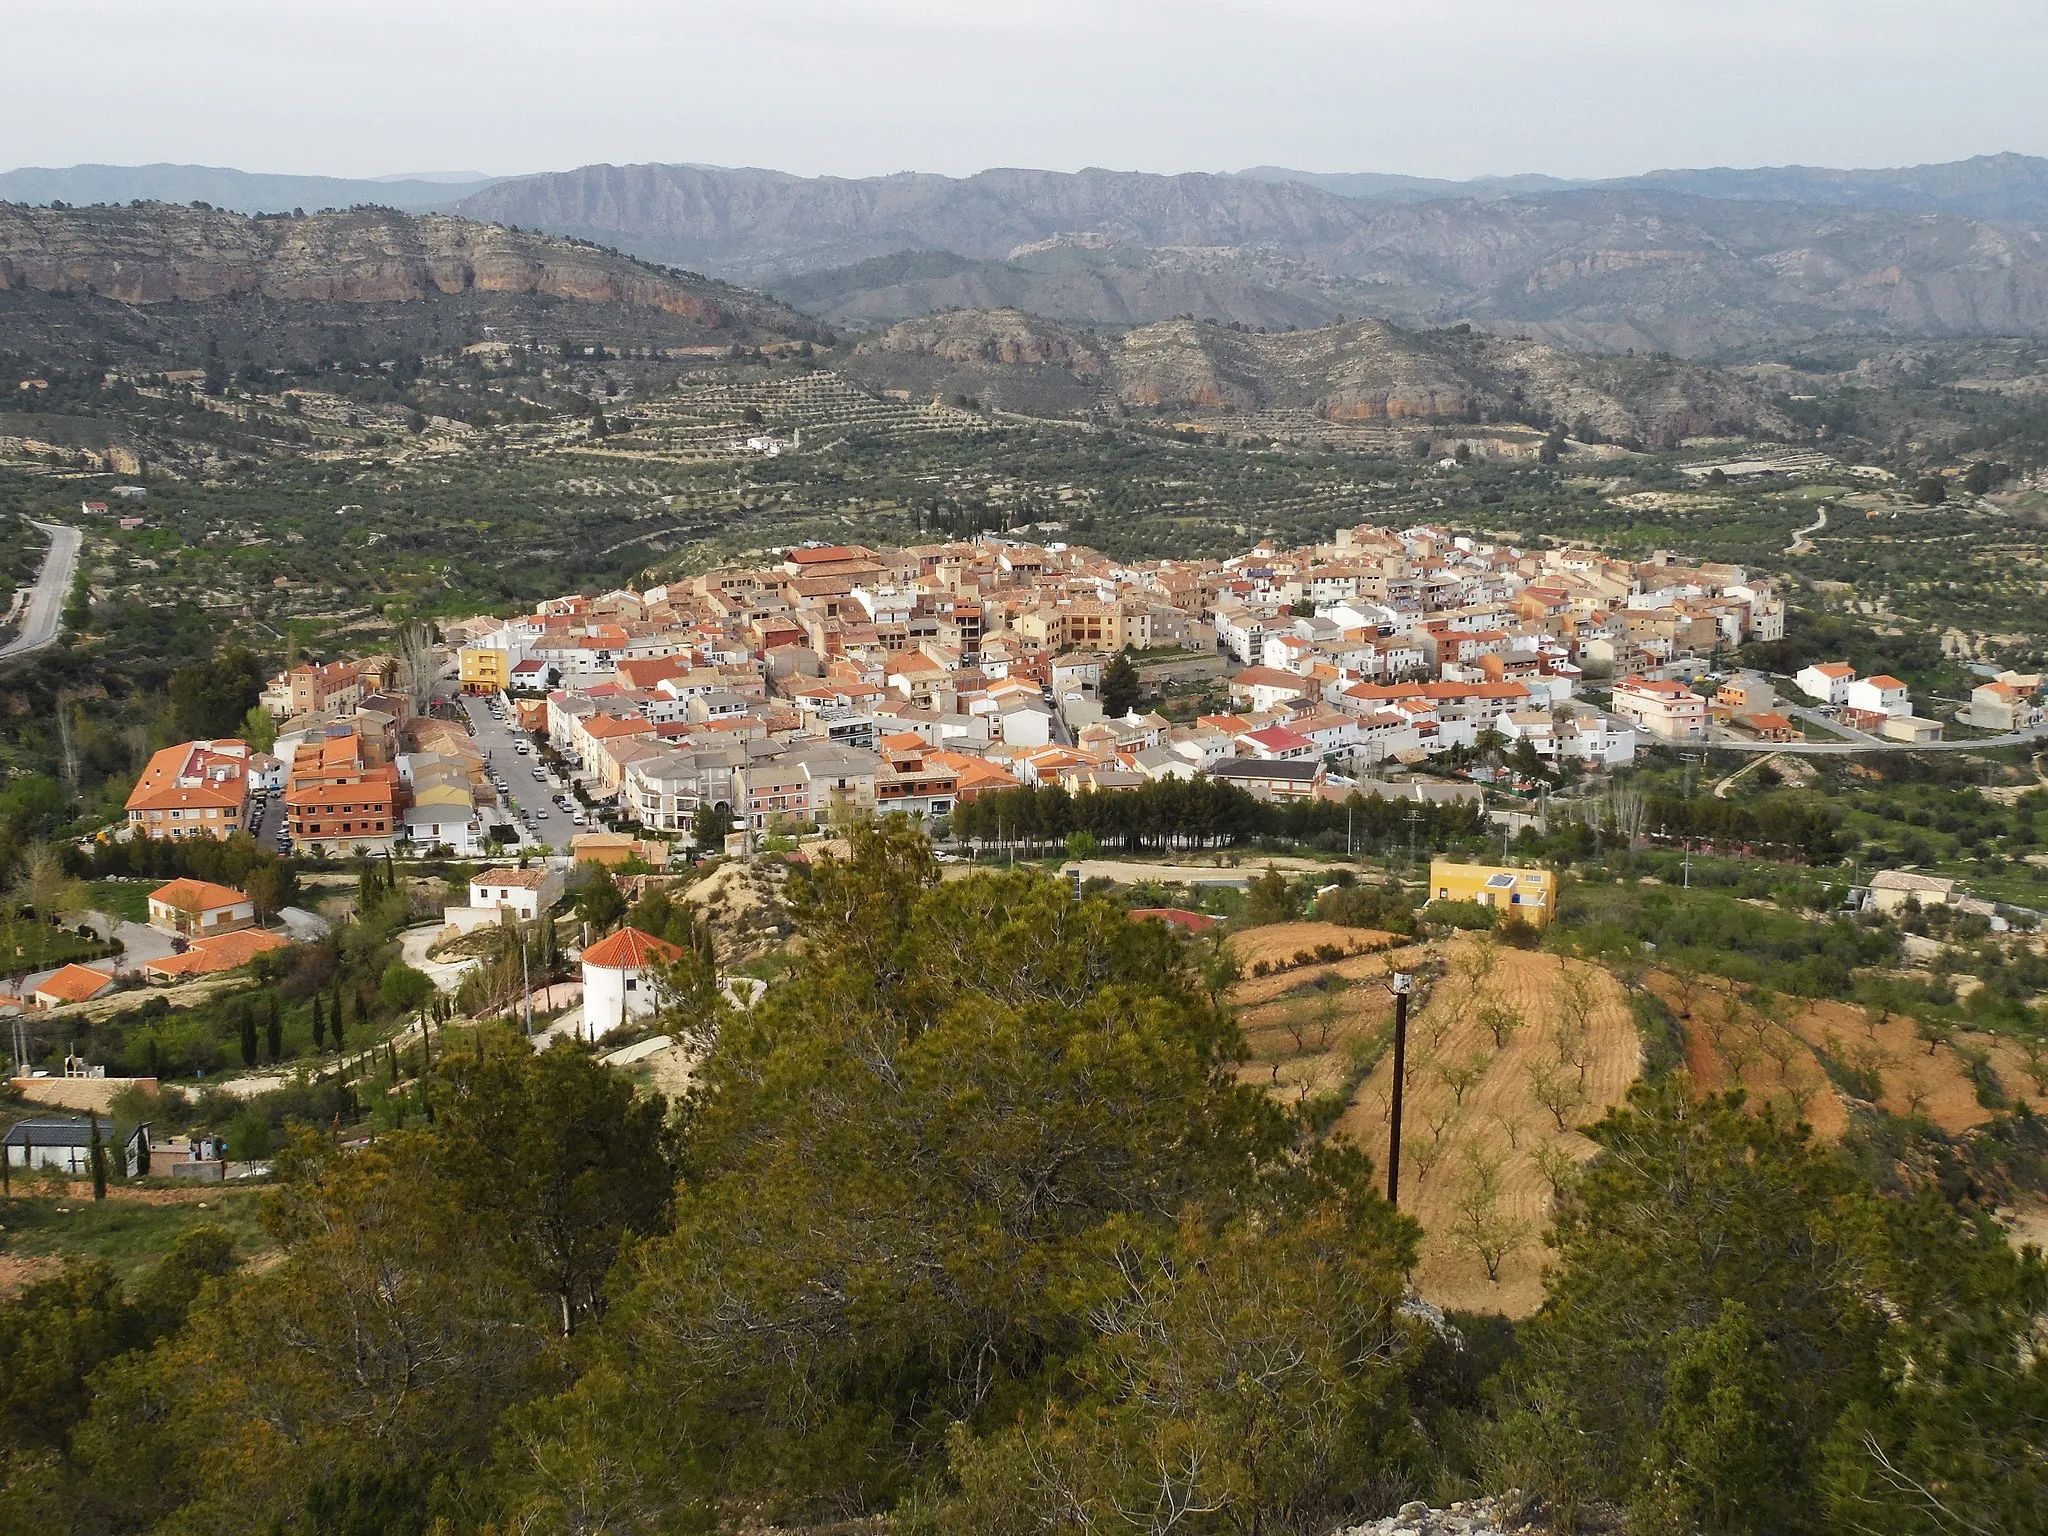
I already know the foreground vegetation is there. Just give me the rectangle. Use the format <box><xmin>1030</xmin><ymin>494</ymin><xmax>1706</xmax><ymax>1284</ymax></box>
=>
<box><xmin>0</xmin><ymin>824</ymin><xmax>2040</xmax><ymax>1535</ymax></box>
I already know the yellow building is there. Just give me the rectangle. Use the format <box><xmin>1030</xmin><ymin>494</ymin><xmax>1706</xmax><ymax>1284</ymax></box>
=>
<box><xmin>1428</xmin><ymin>859</ymin><xmax>1555</xmax><ymax>927</ymax></box>
<box><xmin>459</xmin><ymin>647</ymin><xmax>511</xmax><ymax>694</ymax></box>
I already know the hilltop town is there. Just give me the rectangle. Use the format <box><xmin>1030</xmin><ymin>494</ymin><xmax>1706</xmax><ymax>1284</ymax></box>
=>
<box><xmin>378</xmin><ymin>525</ymin><xmax>1795</xmax><ymax>855</ymax></box>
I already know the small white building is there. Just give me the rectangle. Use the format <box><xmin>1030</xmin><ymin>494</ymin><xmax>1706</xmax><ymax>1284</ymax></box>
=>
<box><xmin>1866</xmin><ymin>870</ymin><xmax>1957</xmax><ymax>914</ymax></box>
<box><xmin>1845</xmin><ymin>674</ymin><xmax>1911</xmax><ymax>720</ymax></box>
<box><xmin>145</xmin><ymin>879</ymin><xmax>255</xmax><ymax>937</ymax></box>
<box><xmin>579</xmin><ymin>926</ymin><xmax>683</xmax><ymax>1036</ymax></box>
<box><xmin>466</xmin><ymin>865</ymin><xmax>566</xmax><ymax>923</ymax></box>
<box><xmin>1795</xmin><ymin>662</ymin><xmax>1856</xmax><ymax>705</ymax></box>
<box><xmin>3</xmin><ymin>1115</ymin><xmax>149</xmax><ymax>1176</ymax></box>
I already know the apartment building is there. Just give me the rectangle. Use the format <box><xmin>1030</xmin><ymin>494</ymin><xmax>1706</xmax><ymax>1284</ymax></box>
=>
<box><xmin>124</xmin><ymin>739</ymin><xmax>252</xmax><ymax>840</ymax></box>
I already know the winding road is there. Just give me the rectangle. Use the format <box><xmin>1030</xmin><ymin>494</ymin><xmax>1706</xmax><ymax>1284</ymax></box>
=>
<box><xmin>0</xmin><ymin>520</ymin><xmax>82</xmax><ymax>663</ymax></box>
<box><xmin>1784</xmin><ymin>505</ymin><xmax>1828</xmax><ymax>556</ymax></box>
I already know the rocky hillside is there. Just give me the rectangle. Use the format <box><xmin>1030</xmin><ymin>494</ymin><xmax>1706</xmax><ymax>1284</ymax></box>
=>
<box><xmin>0</xmin><ymin>202</ymin><xmax>815</xmax><ymax>337</ymax></box>
<box><xmin>1247</xmin><ymin>150</ymin><xmax>2048</xmax><ymax>224</ymax></box>
<box><xmin>454</xmin><ymin>163</ymin><xmax>2048</xmax><ymax>356</ymax></box>
<box><xmin>458</xmin><ymin>164</ymin><xmax>1361</xmax><ymax>282</ymax></box>
<box><xmin>843</xmin><ymin>309</ymin><xmax>1793</xmax><ymax>442</ymax></box>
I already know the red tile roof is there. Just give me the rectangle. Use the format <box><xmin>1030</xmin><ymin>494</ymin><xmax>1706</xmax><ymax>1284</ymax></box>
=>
<box><xmin>34</xmin><ymin>964</ymin><xmax>115</xmax><ymax>1004</ymax></box>
<box><xmin>145</xmin><ymin>929</ymin><xmax>289</xmax><ymax>978</ymax></box>
<box><xmin>1129</xmin><ymin>908</ymin><xmax>1218</xmax><ymax>933</ymax></box>
<box><xmin>579</xmin><ymin>926</ymin><xmax>684</xmax><ymax>970</ymax></box>
<box><xmin>149</xmin><ymin>878</ymin><xmax>247</xmax><ymax>913</ymax></box>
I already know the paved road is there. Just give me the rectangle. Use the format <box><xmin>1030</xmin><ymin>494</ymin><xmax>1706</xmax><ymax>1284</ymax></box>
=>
<box><xmin>1706</xmin><ymin>720</ymin><xmax>2048</xmax><ymax>755</ymax></box>
<box><xmin>1694</xmin><ymin>673</ymin><xmax>2048</xmax><ymax>755</ymax></box>
<box><xmin>0</xmin><ymin>520</ymin><xmax>82</xmax><ymax>663</ymax></box>
<box><xmin>459</xmin><ymin>693</ymin><xmax>577</xmax><ymax>848</ymax></box>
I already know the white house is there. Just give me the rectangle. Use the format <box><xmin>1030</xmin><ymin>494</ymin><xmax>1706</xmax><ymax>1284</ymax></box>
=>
<box><xmin>146</xmin><ymin>879</ymin><xmax>255</xmax><ymax>937</ymax></box>
<box><xmin>1557</xmin><ymin>712</ymin><xmax>1637</xmax><ymax>766</ymax></box>
<box><xmin>1212</xmin><ymin>604</ymin><xmax>1269</xmax><ymax>665</ymax></box>
<box><xmin>467</xmin><ymin>865</ymin><xmax>566</xmax><ymax>922</ymax></box>
<box><xmin>579</xmin><ymin>925</ymin><xmax>683</xmax><ymax>1036</ymax></box>
<box><xmin>1845</xmin><ymin>675</ymin><xmax>1911</xmax><ymax>719</ymax></box>
<box><xmin>3</xmin><ymin>1115</ymin><xmax>149</xmax><ymax>1176</ymax></box>
<box><xmin>998</xmin><ymin>702</ymin><xmax>1054</xmax><ymax>747</ymax></box>
<box><xmin>1795</xmin><ymin>662</ymin><xmax>1856</xmax><ymax>705</ymax></box>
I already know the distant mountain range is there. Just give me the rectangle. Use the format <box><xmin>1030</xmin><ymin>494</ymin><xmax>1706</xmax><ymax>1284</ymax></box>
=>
<box><xmin>0</xmin><ymin>163</ymin><xmax>507</xmax><ymax>215</ymax></box>
<box><xmin>13</xmin><ymin>155</ymin><xmax>2048</xmax><ymax>354</ymax></box>
<box><xmin>1241</xmin><ymin>152</ymin><xmax>2048</xmax><ymax>222</ymax></box>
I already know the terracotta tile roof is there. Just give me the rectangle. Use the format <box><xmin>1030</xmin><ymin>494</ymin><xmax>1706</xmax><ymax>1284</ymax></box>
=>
<box><xmin>34</xmin><ymin>965</ymin><xmax>115</xmax><ymax>1004</ymax></box>
<box><xmin>144</xmin><ymin>928</ymin><xmax>289</xmax><ymax>979</ymax></box>
<box><xmin>148</xmin><ymin>878</ymin><xmax>247</xmax><ymax>913</ymax></box>
<box><xmin>579</xmin><ymin>926</ymin><xmax>684</xmax><ymax>970</ymax></box>
<box><xmin>473</xmin><ymin>867</ymin><xmax>550</xmax><ymax>890</ymax></box>
<box><xmin>125</xmin><ymin>741</ymin><xmax>248</xmax><ymax>813</ymax></box>
<box><xmin>1128</xmin><ymin>908</ymin><xmax>1218</xmax><ymax>933</ymax></box>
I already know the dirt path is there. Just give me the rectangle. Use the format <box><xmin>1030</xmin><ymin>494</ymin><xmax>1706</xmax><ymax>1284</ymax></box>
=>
<box><xmin>1785</xmin><ymin>504</ymin><xmax>1827</xmax><ymax>555</ymax></box>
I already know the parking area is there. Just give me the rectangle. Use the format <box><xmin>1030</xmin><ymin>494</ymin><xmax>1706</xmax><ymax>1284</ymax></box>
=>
<box><xmin>459</xmin><ymin>694</ymin><xmax>597</xmax><ymax>848</ymax></box>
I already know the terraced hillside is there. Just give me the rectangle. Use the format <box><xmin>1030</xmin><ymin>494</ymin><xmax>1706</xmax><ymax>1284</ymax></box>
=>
<box><xmin>843</xmin><ymin>309</ymin><xmax>1795</xmax><ymax>445</ymax></box>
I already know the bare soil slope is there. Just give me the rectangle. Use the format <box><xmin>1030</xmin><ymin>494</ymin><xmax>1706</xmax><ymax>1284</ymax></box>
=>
<box><xmin>1232</xmin><ymin>933</ymin><xmax>1640</xmax><ymax>1318</ymax></box>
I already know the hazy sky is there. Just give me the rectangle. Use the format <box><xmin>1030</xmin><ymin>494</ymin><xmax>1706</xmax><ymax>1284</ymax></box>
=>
<box><xmin>12</xmin><ymin>0</ymin><xmax>2048</xmax><ymax>181</ymax></box>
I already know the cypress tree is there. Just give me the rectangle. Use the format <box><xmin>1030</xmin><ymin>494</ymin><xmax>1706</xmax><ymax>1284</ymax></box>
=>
<box><xmin>312</xmin><ymin>993</ymin><xmax>326</xmax><ymax>1051</ymax></box>
<box><xmin>238</xmin><ymin>1003</ymin><xmax>257</xmax><ymax>1069</ymax></box>
<box><xmin>88</xmin><ymin>1117</ymin><xmax>107</xmax><ymax>1201</ymax></box>
<box><xmin>266</xmin><ymin>994</ymin><xmax>283</xmax><ymax>1062</ymax></box>
<box><xmin>333</xmin><ymin>990</ymin><xmax>347</xmax><ymax>1052</ymax></box>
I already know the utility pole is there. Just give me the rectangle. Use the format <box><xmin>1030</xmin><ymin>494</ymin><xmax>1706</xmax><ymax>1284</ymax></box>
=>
<box><xmin>1386</xmin><ymin>971</ymin><xmax>1413</xmax><ymax>1208</ymax></box>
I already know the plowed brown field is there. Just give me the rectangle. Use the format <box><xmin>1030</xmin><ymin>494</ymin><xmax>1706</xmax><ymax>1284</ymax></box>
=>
<box><xmin>1653</xmin><ymin>976</ymin><xmax>2035</xmax><ymax>1139</ymax></box>
<box><xmin>1234</xmin><ymin>933</ymin><xmax>1641</xmax><ymax>1318</ymax></box>
<box><xmin>1226</xmin><ymin>921</ymin><xmax>1401</xmax><ymax>974</ymax></box>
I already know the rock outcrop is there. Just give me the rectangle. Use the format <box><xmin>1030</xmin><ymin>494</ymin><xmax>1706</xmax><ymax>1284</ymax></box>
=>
<box><xmin>0</xmin><ymin>203</ymin><xmax>814</xmax><ymax>336</ymax></box>
<box><xmin>856</xmin><ymin>308</ymin><xmax>1104</xmax><ymax>374</ymax></box>
<box><xmin>1332</xmin><ymin>1496</ymin><xmax>1531</xmax><ymax>1536</ymax></box>
<box><xmin>843</xmin><ymin>309</ymin><xmax>1791</xmax><ymax>442</ymax></box>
